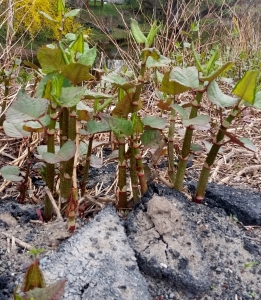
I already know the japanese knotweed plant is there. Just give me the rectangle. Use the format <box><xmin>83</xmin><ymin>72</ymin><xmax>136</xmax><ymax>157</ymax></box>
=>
<box><xmin>14</xmin><ymin>248</ymin><xmax>66</xmax><ymax>300</ymax></box>
<box><xmin>159</xmin><ymin>46</ymin><xmax>234</xmax><ymax>190</ymax></box>
<box><xmin>1</xmin><ymin>4</ymin><xmax>101</xmax><ymax>231</ymax></box>
<box><xmin>194</xmin><ymin>70</ymin><xmax>259</xmax><ymax>202</ymax></box>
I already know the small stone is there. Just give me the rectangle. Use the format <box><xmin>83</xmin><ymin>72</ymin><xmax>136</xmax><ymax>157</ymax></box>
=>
<box><xmin>160</xmin><ymin>263</ymin><xmax>167</xmax><ymax>268</ymax></box>
<box><xmin>130</xmin><ymin>256</ymin><xmax>136</xmax><ymax>261</ymax></box>
<box><xmin>169</xmin><ymin>292</ymin><xmax>174</xmax><ymax>298</ymax></box>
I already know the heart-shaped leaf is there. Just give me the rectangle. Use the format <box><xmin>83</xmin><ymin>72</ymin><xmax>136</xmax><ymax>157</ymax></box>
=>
<box><xmin>37</xmin><ymin>47</ymin><xmax>65</xmax><ymax>73</ymax></box>
<box><xmin>182</xmin><ymin>115</ymin><xmax>210</xmax><ymax>127</ymax></box>
<box><xmin>169</xmin><ymin>67</ymin><xmax>199</xmax><ymax>89</ymax></box>
<box><xmin>233</xmin><ymin>70</ymin><xmax>258</xmax><ymax>104</ymax></box>
<box><xmin>141</xmin><ymin>48</ymin><xmax>161</xmax><ymax>61</ymax></box>
<box><xmin>207</xmin><ymin>81</ymin><xmax>238</xmax><ymax>108</ymax></box>
<box><xmin>61</xmin><ymin>63</ymin><xmax>95</xmax><ymax>85</ymax></box>
<box><xmin>6</xmin><ymin>90</ymin><xmax>49</xmax><ymax>124</ymax></box>
<box><xmin>86</xmin><ymin>120</ymin><xmax>110</xmax><ymax>134</ymax></box>
<box><xmin>140</xmin><ymin>128</ymin><xmax>162</xmax><ymax>148</ymax></box>
<box><xmin>3</xmin><ymin>121</ymin><xmax>30</xmax><ymax>138</ymax></box>
<box><xmin>142</xmin><ymin>116</ymin><xmax>167</xmax><ymax>129</ymax></box>
<box><xmin>60</xmin><ymin>86</ymin><xmax>86</xmax><ymax>107</ymax></box>
<box><xmin>102</xmin><ymin>73</ymin><xmax>136</xmax><ymax>90</ymax></box>
<box><xmin>23</xmin><ymin>115</ymin><xmax>50</xmax><ymax>133</ymax></box>
<box><xmin>0</xmin><ymin>166</ymin><xmax>23</xmax><ymax>182</ymax></box>
<box><xmin>170</xmin><ymin>104</ymin><xmax>188</xmax><ymax>120</ymax></box>
<box><xmin>84</xmin><ymin>89</ymin><xmax>111</xmax><ymax>100</ymax></box>
<box><xmin>36</xmin><ymin>145</ymin><xmax>60</xmax><ymax>159</ymax></box>
<box><xmin>146</xmin><ymin>55</ymin><xmax>171</xmax><ymax>68</ymax></box>
<box><xmin>159</xmin><ymin>71</ymin><xmax>190</xmax><ymax>95</ymax></box>
<box><xmin>109</xmin><ymin>117</ymin><xmax>133</xmax><ymax>138</ymax></box>
<box><xmin>42</xmin><ymin>140</ymin><xmax>76</xmax><ymax>164</ymax></box>
<box><xmin>78</xmin><ymin>46</ymin><xmax>97</xmax><ymax>67</ymax></box>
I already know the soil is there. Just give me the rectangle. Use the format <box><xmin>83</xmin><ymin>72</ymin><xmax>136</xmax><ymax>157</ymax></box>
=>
<box><xmin>0</xmin><ymin>174</ymin><xmax>260</xmax><ymax>299</ymax></box>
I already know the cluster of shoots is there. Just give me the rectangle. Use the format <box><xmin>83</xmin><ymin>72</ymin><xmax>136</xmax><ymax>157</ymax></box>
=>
<box><xmin>1</xmin><ymin>0</ymin><xmax>261</xmax><ymax>232</ymax></box>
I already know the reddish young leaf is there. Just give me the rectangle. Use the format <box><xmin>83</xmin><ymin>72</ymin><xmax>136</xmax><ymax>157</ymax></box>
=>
<box><xmin>22</xmin><ymin>259</ymin><xmax>46</xmax><ymax>292</ymax></box>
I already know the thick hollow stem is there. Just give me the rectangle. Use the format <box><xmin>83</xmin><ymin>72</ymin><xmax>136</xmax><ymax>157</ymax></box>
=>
<box><xmin>130</xmin><ymin>140</ymin><xmax>140</xmax><ymax>204</ymax></box>
<box><xmin>195</xmin><ymin>105</ymin><xmax>240</xmax><ymax>202</ymax></box>
<box><xmin>0</xmin><ymin>78</ymin><xmax>10</xmax><ymax>126</ymax></box>
<box><xmin>118</xmin><ymin>137</ymin><xmax>127</xmax><ymax>208</ymax></box>
<box><xmin>168</xmin><ymin>106</ymin><xmax>176</xmax><ymax>185</ymax></box>
<box><xmin>80</xmin><ymin>135</ymin><xmax>94</xmax><ymax>197</ymax></box>
<box><xmin>174</xmin><ymin>90</ymin><xmax>204</xmax><ymax>191</ymax></box>
<box><xmin>133</xmin><ymin>133</ymin><xmax>147</xmax><ymax>195</ymax></box>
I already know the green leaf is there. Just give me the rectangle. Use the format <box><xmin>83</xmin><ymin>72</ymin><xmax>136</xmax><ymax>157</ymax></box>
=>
<box><xmin>170</xmin><ymin>104</ymin><xmax>188</xmax><ymax>120</ymax></box>
<box><xmin>207</xmin><ymin>81</ymin><xmax>238</xmax><ymax>108</ymax></box>
<box><xmin>102</xmin><ymin>73</ymin><xmax>136</xmax><ymax>90</ymax></box>
<box><xmin>147</xmin><ymin>21</ymin><xmax>161</xmax><ymax>47</ymax></box>
<box><xmin>140</xmin><ymin>129</ymin><xmax>162</xmax><ymax>148</ymax></box>
<box><xmin>90</xmin><ymin>155</ymin><xmax>103</xmax><ymax>168</ymax></box>
<box><xmin>109</xmin><ymin>117</ymin><xmax>133</xmax><ymax>138</ymax></box>
<box><xmin>22</xmin><ymin>279</ymin><xmax>66</xmax><ymax>300</ymax></box>
<box><xmin>84</xmin><ymin>89</ymin><xmax>111</xmax><ymax>99</ymax></box>
<box><xmin>253</xmin><ymin>91</ymin><xmax>261</xmax><ymax>109</ymax></box>
<box><xmin>233</xmin><ymin>70</ymin><xmax>258</xmax><ymax>104</ymax></box>
<box><xmin>70</xmin><ymin>32</ymin><xmax>84</xmax><ymax>53</ymax></box>
<box><xmin>140</xmin><ymin>48</ymin><xmax>161</xmax><ymax>61</ymax></box>
<box><xmin>64</xmin><ymin>9</ymin><xmax>80</xmax><ymax>18</ymax></box>
<box><xmin>130</xmin><ymin>18</ymin><xmax>147</xmax><ymax>44</ymax></box>
<box><xmin>191</xmin><ymin>43</ymin><xmax>204</xmax><ymax>73</ymax></box>
<box><xmin>36</xmin><ymin>145</ymin><xmax>60</xmax><ymax>159</ymax></box>
<box><xmin>3</xmin><ymin>121</ymin><xmax>30</xmax><ymax>138</ymax></box>
<box><xmin>77</xmin><ymin>101</ymin><xmax>93</xmax><ymax>113</ymax></box>
<box><xmin>146</xmin><ymin>55</ymin><xmax>171</xmax><ymax>68</ymax></box>
<box><xmin>86</xmin><ymin>120</ymin><xmax>110</xmax><ymax>134</ymax></box>
<box><xmin>201</xmin><ymin>62</ymin><xmax>234</xmax><ymax>82</ymax></box>
<box><xmin>21</xmin><ymin>259</ymin><xmax>45</xmax><ymax>292</ymax></box>
<box><xmin>222</xmin><ymin>130</ymin><xmax>257</xmax><ymax>152</ymax></box>
<box><xmin>191</xmin><ymin>143</ymin><xmax>204</xmax><ymax>152</ymax></box>
<box><xmin>239</xmin><ymin>138</ymin><xmax>256</xmax><ymax>152</ymax></box>
<box><xmin>42</xmin><ymin>140</ymin><xmax>76</xmax><ymax>164</ymax></box>
<box><xmin>60</xmin><ymin>86</ymin><xmax>86</xmax><ymax>107</ymax></box>
<box><xmin>61</xmin><ymin>63</ymin><xmax>95</xmax><ymax>85</ymax></box>
<box><xmin>112</xmin><ymin>94</ymin><xmax>132</xmax><ymax>116</ymax></box>
<box><xmin>169</xmin><ymin>67</ymin><xmax>199</xmax><ymax>89</ymax></box>
<box><xmin>37</xmin><ymin>47</ymin><xmax>65</xmax><ymax>73</ymax></box>
<box><xmin>0</xmin><ymin>166</ymin><xmax>23</xmax><ymax>182</ymax></box>
<box><xmin>182</xmin><ymin>115</ymin><xmax>210</xmax><ymax>127</ymax></box>
<box><xmin>206</xmin><ymin>48</ymin><xmax>219</xmax><ymax>73</ymax></box>
<box><xmin>36</xmin><ymin>73</ymin><xmax>71</xmax><ymax>98</ymax></box>
<box><xmin>5</xmin><ymin>90</ymin><xmax>49</xmax><ymax>124</ymax></box>
<box><xmin>78</xmin><ymin>46</ymin><xmax>97</xmax><ymax>67</ymax></box>
<box><xmin>142</xmin><ymin>116</ymin><xmax>167</xmax><ymax>130</ymax></box>
<box><xmin>38</xmin><ymin>11</ymin><xmax>58</xmax><ymax>22</ymax></box>
<box><xmin>57</xmin><ymin>0</ymin><xmax>65</xmax><ymax>12</ymax></box>
<box><xmin>159</xmin><ymin>71</ymin><xmax>190</xmax><ymax>95</ymax></box>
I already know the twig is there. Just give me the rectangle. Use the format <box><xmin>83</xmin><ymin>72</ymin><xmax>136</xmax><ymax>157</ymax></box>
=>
<box><xmin>210</xmin><ymin>151</ymin><xmax>235</xmax><ymax>181</ymax></box>
<box><xmin>158</xmin><ymin>175</ymin><xmax>174</xmax><ymax>188</ymax></box>
<box><xmin>237</xmin><ymin>165</ymin><xmax>261</xmax><ymax>176</ymax></box>
<box><xmin>2</xmin><ymin>232</ymin><xmax>32</xmax><ymax>250</ymax></box>
<box><xmin>44</xmin><ymin>187</ymin><xmax>63</xmax><ymax>220</ymax></box>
